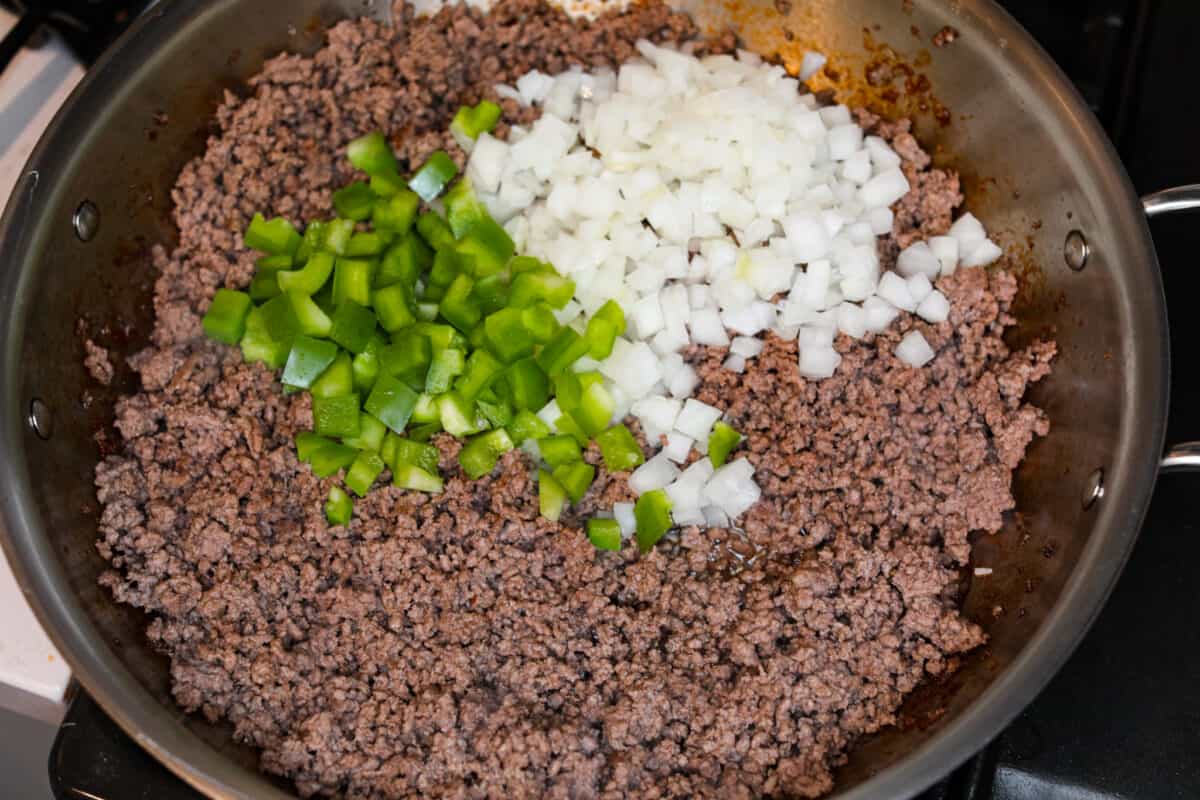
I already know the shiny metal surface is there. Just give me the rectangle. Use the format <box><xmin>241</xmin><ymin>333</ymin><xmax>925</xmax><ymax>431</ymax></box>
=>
<box><xmin>0</xmin><ymin>1</ymin><xmax>1171</xmax><ymax>799</ymax></box>
<box><xmin>1161</xmin><ymin>443</ymin><xmax>1200</xmax><ymax>473</ymax></box>
<box><xmin>1143</xmin><ymin>184</ymin><xmax>1200</xmax><ymax>217</ymax></box>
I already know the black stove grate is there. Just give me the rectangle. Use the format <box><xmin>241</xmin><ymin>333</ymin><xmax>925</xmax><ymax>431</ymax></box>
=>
<box><xmin>42</xmin><ymin>0</ymin><xmax>1200</xmax><ymax>798</ymax></box>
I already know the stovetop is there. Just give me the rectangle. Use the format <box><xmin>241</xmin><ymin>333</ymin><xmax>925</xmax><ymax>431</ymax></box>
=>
<box><xmin>34</xmin><ymin>0</ymin><xmax>1200</xmax><ymax>797</ymax></box>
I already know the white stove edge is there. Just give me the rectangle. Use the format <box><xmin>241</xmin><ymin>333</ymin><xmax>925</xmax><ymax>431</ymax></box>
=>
<box><xmin>1</xmin><ymin>10</ymin><xmax>86</xmax><ymax>724</ymax></box>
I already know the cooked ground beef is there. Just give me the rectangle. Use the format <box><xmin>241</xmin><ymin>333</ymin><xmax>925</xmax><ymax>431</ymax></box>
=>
<box><xmin>93</xmin><ymin>2</ymin><xmax>1053</xmax><ymax>797</ymax></box>
<box><xmin>84</xmin><ymin>339</ymin><xmax>114</xmax><ymax>386</ymax></box>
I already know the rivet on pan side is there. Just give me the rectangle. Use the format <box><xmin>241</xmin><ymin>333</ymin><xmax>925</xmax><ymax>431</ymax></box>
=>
<box><xmin>1064</xmin><ymin>230</ymin><xmax>1089</xmax><ymax>271</ymax></box>
<box><xmin>1082</xmin><ymin>468</ymin><xmax>1104</xmax><ymax>509</ymax></box>
<box><xmin>28</xmin><ymin>398</ymin><xmax>53</xmax><ymax>440</ymax></box>
<box><xmin>73</xmin><ymin>200</ymin><xmax>99</xmax><ymax>242</ymax></box>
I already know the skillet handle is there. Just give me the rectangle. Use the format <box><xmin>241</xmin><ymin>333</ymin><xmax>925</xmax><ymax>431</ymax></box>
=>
<box><xmin>1143</xmin><ymin>186</ymin><xmax>1200</xmax><ymax>472</ymax></box>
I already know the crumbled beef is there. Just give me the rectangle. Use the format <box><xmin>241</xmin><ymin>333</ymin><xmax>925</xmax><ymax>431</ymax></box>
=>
<box><xmin>93</xmin><ymin>3</ymin><xmax>1053</xmax><ymax>798</ymax></box>
<box><xmin>933</xmin><ymin>26</ymin><xmax>960</xmax><ymax>48</ymax></box>
<box><xmin>83</xmin><ymin>339</ymin><xmax>114</xmax><ymax>385</ymax></box>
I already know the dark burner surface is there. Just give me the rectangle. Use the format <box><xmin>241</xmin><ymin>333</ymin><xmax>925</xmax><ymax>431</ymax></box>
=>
<box><xmin>45</xmin><ymin>0</ymin><xmax>1200</xmax><ymax>797</ymax></box>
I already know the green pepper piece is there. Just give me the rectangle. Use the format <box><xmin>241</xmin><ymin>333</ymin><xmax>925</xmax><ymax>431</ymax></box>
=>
<box><xmin>635</xmin><ymin>489</ymin><xmax>674</xmax><ymax>553</ymax></box>
<box><xmin>295</xmin><ymin>431</ymin><xmax>331</xmax><ymax>463</ymax></box>
<box><xmin>416</xmin><ymin>211</ymin><xmax>455</xmax><ymax>251</ymax></box>
<box><xmin>342</xmin><ymin>412</ymin><xmax>387</xmax><ymax>452</ymax></box>
<box><xmin>587</xmin><ymin>518</ymin><xmax>622</xmax><ymax>552</ymax></box>
<box><xmin>374</xmin><ymin>283</ymin><xmax>417</xmax><ymax>333</ymax></box>
<box><xmin>593</xmin><ymin>299</ymin><xmax>627</xmax><ymax>336</ymax></box>
<box><xmin>291</xmin><ymin>292</ymin><xmax>334</xmax><ymax>338</ymax></box>
<box><xmin>456</xmin><ymin>217</ymin><xmax>514</xmax><ymax>276</ymax></box>
<box><xmin>240</xmin><ymin>307</ymin><xmax>290</xmax><ymax>369</ymax></box>
<box><xmin>507</xmin><ymin>409</ymin><xmax>551</xmax><ymax>445</ymax></box>
<box><xmin>471</xmin><ymin>272</ymin><xmax>511</xmax><ymax>315</ymax></box>
<box><xmin>257</xmin><ymin>253</ymin><xmax>294</xmax><ymax>271</ymax></box>
<box><xmin>370</xmin><ymin>170</ymin><xmax>408</xmax><ymax>198</ymax></box>
<box><xmin>313</xmin><ymin>394</ymin><xmax>361</xmax><ymax>439</ymax></box>
<box><xmin>352</xmin><ymin>335</ymin><xmax>383</xmax><ymax>394</ymax></box>
<box><xmin>585</xmin><ymin>316</ymin><xmax>619</xmax><ymax>360</ymax></box>
<box><xmin>450</xmin><ymin>100</ymin><xmax>502</xmax><ymax>141</ymax></box>
<box><xmin>202</xmin><ymin>289</ymin><xmax>252</xmax><ymax>345</ymax></box>
<box><xmin>332</xmin><ymin>258</ymin><xmax>373</xmax><ymax>309</ymax></box>
<box><xmin>506</xmin><ymin>358</ymin><xmax>549</xmax><ymax>411</ymax></box>
<box><xmin>276</xmin><ymin>251</ymin><xmax>335</xmax><ymax>296</ymax></box>
<box><xmin>391</xmin><ymin>438</ymin><xmax>440</xmax><ymax>475</ymax></box>
<box><xmin>311</xmin><ymin>352</ymin><xmax>354</xmax><ymax>399</ymax></box>
<box><xmin>408</xmin><ymin>151</ymin><xmax>458</xmax><ymax>202</ymax></box>
<box><xmin>408</xmin><ymin>421</ymin><xmax>444</xmax><ymax>442</ymax></box>
<box><xmin>509</xmin><ymin>270</ymin><xmax>575</xmax><ymax>309</ymax></box>
<box><xmin>476</xmin><ymin>398</ymin><xmax>513</xmax><ymax>429</ymax></box>
<box><xmin>538</xmin><ymin>469</ymin><xmax>567</xmax><ymax>521</ymax></box>
<box><xmin>552</xmin><ymin>461</ymin><xmax>595</xmax><ymax>504</ymax></box>
<box><xmin>410</xmin><ymin>392</ymin><xmax>439</xmax><ymax>424</ymax></box>
<box><xmin>249</xmin><ymin>271</ymin><xmax>281</xmax><ymax>302</ymax></box>
<box><xmin>438</xmin><ymin>391</ymin><xmax>480</xmax><ymax>437</ymax></box>
<box><xmin>484</xmin><ymin>307</ymin><xmax>534</xmax><ymax>363</ymax></box>
<box><xmin>595</xmin><ymin>424</ymin><xmax>645</xmax><ymax>472</ymax></box>
<box><xmin>372</xmin><ymin>189</ymin><xmax>420</xmax><ymax>234</ymax></box>
<box><xmin>245</xmin><ymin>213</ymin><xmax>301</xmax><ymax>255</ymax></box>
<box><xmin>708</xmin><ymin>421</ymin><xmax>744</xmax><ymax>468</ymax></box>
<box><xmin>426</xmin><ymin>347</ymin><xmax>466</xmax><ymax>394</ymax></box>
<box><xmin>346</xmin><ymin>231</ymin><xmax>390</xmax><ymax>257</ymax></box>
<box><xmin>535</xmin><ymin>327</ymin><xmax>589</xmax><ymax>375</ymax></box>
<box><xmin>553</xmin><ymin>413</ymin><xmax>590</xmax><ymax>446</ymax></box>
<box><xmin>325</xmin><ymin>218</ymin><xmax>357</xmax><ymax>256</ymax></box>
<box><xmin>455</xmin><ymin>349</ymin><xmax>504</xmax><ymax>401</ymax></box>
<box><xmin>393</xmin><ymin>463</ymin><xmax>444</xmax><ymax>493</ymax></box>
<box><xmin>380</xmin><ymin>431</ymin><xmax>399</xmax><ymax>466</ymax></box>
<box><xmin>377</xmin><ymin>234</ymin><xmax>433</xmax><ymax>289</ymax></box>
<box><xmin>301</xmin><ymin>220</ymin><xmax>329</xmax><ymax>258</ymax></box>
<box><xmin>439</xmin><ymin>273</ymin><xmax>482</xmax><ymax>333</ymax></box>
<box><xmin>537</xmin><ymin>435</ymin><xmax>581</xmax><ymax>468</ymax></box>
<box><xmin>365</xmin><ymin>374</ymin><xmax>419</xmax><ymax>434</ymax></box>
<box><xmin>345</xmin><ymin>451</ymin><xmax>386</xmax><ymax>497</ymax></box>
<box><xmin>347</xmin><ymin>131</ymin><xmax>398</xmax><ymax>177</ymax></box>
<box><xmin>325</xmin><ymin>486</ymin><xmax>353</xmax><ymax>525</ymax></box>
<box><xmin>380</xmin><ymin>331</ymin><xmax>431</xmax><ymax>386</ymax></box>
<box><xmin>459</xmin><ymin>429</ymin><xmax>514</xmax><ymax>479</ymax></box>
<box><xmin>414</xmin><ymin>322</ymin><xmax>466</xmax><ymax>354</ymax></box>
<box><xmin>429</xmin><ymin>248</ymin><xmax>467</xmax><ymax>288</ymax></box>
<box><xmin>332</xmin><ymin>182</ymin><xmax>377</xmax><ymax>221</ymax></box>
<box><xmin>522</xmin><ymin>303</ymin><xmax>559</xmax><ymax>344</ymax></box>
<box><xmin>571</xmin><ymin>381</ymin><xmax>615</xmax><ymax>437</ymax></box>
<box><xmin>553</xmin><ymin>371</ymin><xmax>584</xmax><ymax>415</ymax></box>
<box><xmin>282</xmin><ymin>335</ymin><xmax>339</xmax><ymax>390</ymax></box>
<box><xmin>329</xmin><ymin>300</ymin><xmax>377</xmax><ymax>354</ymax></box>
<box><xmin>310</xmin><ymin>440</ymin><xmax>357</xmax><ymax>478</ymax></box>
<box><xmin>509</xmin><ymin>255</ymin><xmax>549</xmax><ymax>274</ymax></box>
<box><xmin>444</xmin><ymin>178</ymin><xmax>489</xmax><ymax>238</ymax></box>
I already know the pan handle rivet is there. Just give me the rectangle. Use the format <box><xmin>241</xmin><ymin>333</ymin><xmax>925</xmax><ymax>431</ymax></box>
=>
<box><xmin>73</xmin><ymin>200</ymin><xmax>99</xmax><ymax>242</ymax></box>
<box><xmin>28</xmin><ymin>398</ymin><xmax>53</xmax><ymax>440</ymax></box>
<box><xmin>1082</xmin><ymin>467</ymin><xmax>1104</xmax><ymax>509</ymax></box>
<box><xmin>1064</xmin><ymin>230</ymin><xmax>1089</xmax><ymax>271</ymax></box>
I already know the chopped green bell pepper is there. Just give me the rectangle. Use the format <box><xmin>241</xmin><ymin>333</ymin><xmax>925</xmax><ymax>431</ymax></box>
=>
<box><xmin>585</xmin><ymin>316</ymin><xmax>619</xmax><ymax>360</ymax></box>
<box><xmin>456</xmin><ymin>217</ymin><xmax>514</xmax><ymax>276</ymax></box>
<box><xmin>391</xmin><ymin>438</ymin><xmax>440</xmax><ymax>475</ymax></box>
<box><xmin>571</xmin><ymin>381</ymin><xmax>615</xmax><ymax>437</ymax></box>
<box><xmin>249</xmin><ymin>271</ymin><xmax>281</xmax><ymax>302</ymax></box>
<box><xmin>552</xmin><ymin>460</ymin><xmax>595</xmax><ymax>504</ymax></box>
<box><xmin>332</xmin><ymin>258</ymin><xmax>373</xmax><ymax>309</ymax></box>
<box><xmin>325</xmin><ymin>218</ymin><xmax>357</xmax><ymax>256</ymax></box>
<box><xmin>538</xmin><ymin>469</ymin><xmax>567</xmax><ymax>522</ymax></box>
<box><xmin>484</xmin><ymin>307</ymin><xmax>534</xmax><ymax>363</ymax></box>
<box><xmin>313</xmin><ymin>393</ymin><xmax>361</xmax><ymax>439</ymax></box>
<box><xmin>202</xmin><ymin>289</ymin><xmax>252</xmax><ymax>345</ymax></box>
<box><xmin>373</xmin><ymin>282</ymin><xmax>417</xmax><ymax>333</ymax></box>
<box><xmin>587</xmin><ymin>518</ymin><xmax>622</xmax><ymax>552</ymax></box>
<box><xmin>329</xmin><ymin>300</ymin><xmax>377</xmax><ymax>354</ymax></box>
<box><xmin>471</xmin><ymin>273</ymin><xmax>511</xmax><ymax>314</ymax></box>
<box><xmin>345</xmin><ymin>451</ymin><xmax>386</xmax><ymax>497</ymax></box>
<box><xmin>438</xmin><ymin>391</ymin><xmax>480</xmax><ymax>437</ymax></box>
<box><xmin>282</xmin><ymin>335</ymin><xmax>339</xmax><ymax>390</ymax></box>
<box><xmin>635</xmin><ymin>489</ymin><xmax>674</xmax><ymax>553</ymax></box>
<box><xmin>416</xmin><ymin>211</ymin><xmax>455</xmax><ymax>251</ymax></box>
<box><xmin>593</xmin><ymin>299</ymin><xmax>627</xmax><ymax>336</ymax></box>
<box><xmin>380</xmin><ymin>331</ymin><xmax>431</xmax><ymax>385</ymax></box>
<box><xmin>454</xmin><ymin>349</ymin><xmax>504</xmax><ymax>400</ymax></box>
<box><xmin>522</xmin><ymin>303</ymin><xmax>559</xmax><ymax>343</ymax></box>
<box><xmin>311</xmin><ymin>352</ymin><xmax>354</xmax><ymax>399</ymax></box>
<box><xmin>595</xmin><ymin>424</ymin><xmax>645</xmax><ymax>472</ymax></box>
<box><xmin>444</xmin><ymin>178</ymin><xmax>488</xmax><ymax>239</ymax></box>
<box><xmin>245</xmin><ymin>213</ymin><xmax>301</xmax><ymax>255</ymax></box>
<box><xmin>509</xmin><ymin>270</ymin><xmax>575</xmax><ymax>309</ymax></box>
<box><xmin>332</xmin><ymin>182</ymin><xmax>376</xmax><ymax>221</ymax></box>
<box><xmin>708</xmin><ymin>422</ymin><xmax>744</xmax><ymax>468</ymax></box>
<box><xmin>352</xmin><ymin>335</ymin><xmax>383</xmax><ymax>393</ymax></box>
<box><xmin>276</xmin><ymin>251</ymin><xmax>334</xmax><ymax>296</ymax></box>
<box><xmin>240</xmin><ymin>307</ymin><xmax>290</xmax><ymax>369</ymax></box>
<box><xmin>393</xmin><ymin>463</ymin><xmax>444</xmax><ymax>493</ymax></box>
<box><xmin>507</xmin><ymin>409</ymin><xmax>551</xmax><ymax>445</ymax></box>
<box><xmin>310</xmin><ymin>440</ymin><xmax>357</xmax><ymax>478</ymax></box>
<box><xmin>458</xmin><ymin>428</ymin><xmax>514</xmax><ymax>479</ymax></box>
<box><xmin>295</xmin><ymin>431</ymin><xmax>332</xmax><ymax>463</ymax></box>
<box><xmin>537</xmin><ymin>435</ymin><xmax>581</xmax><ymax>467</ymax></box>
<box><xmin>507</xmin><ymin>358</ymin><xmax>549</xmax><ymax>411</ymax></box>
<box><xmin>535</xmin><ymin>326</ymin><xmax>589</xmax><ymax>375</ymax></box>
<box><xmin>377</xmin><ymin>235</ymin><xmax>432</xmax><ymax>289</ymax></box>
<box><xmin>439</xmin><ymin>273</ymin><xmax>483</xmax><ymax>333</ymax></box>
<box><xmin>325</xmin><ymin>486</ymin><xmax>353</xmax><ymax>525</ymax></box>
<box><xmin>364</xmin><ymin>374</ymin><xmax>419</xmax><ymax>434</ymax></box>
<box><xmin>348</xmin><ymin>131</ymin><xmax>398</xmax><ymax>177</ymax></box>
<box><xmin>476</xmin><ymin>398</ymin><xmax>513</xmax><ymax>429</ymax></box>
<box><xmin>408</xmin><ymin>150</ymin><xmax>458</xmax><ymax>202</ymax></box>
<box><xmin>372</xmin><ymin>189</ymin><xmax>420</xmax><ymax>234</ymax></box>
<box><xmin>450</xmin><ymin>100</ymin><xmax>502</xmax><ymax>141</ymax></box>
<box><xmin>346</xmin><ymin>231</ymin><xmax>390</xmax><ymax>257</ymax></box>
<box><xmin>342</xmin><ymin>412</ymin><xmax>387</xmax><ymax>452</ymax></box>
<box><xmin>426</xmin><ymin>347</ymin><xmax>466</xmax><ymax>394</ymax></box>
